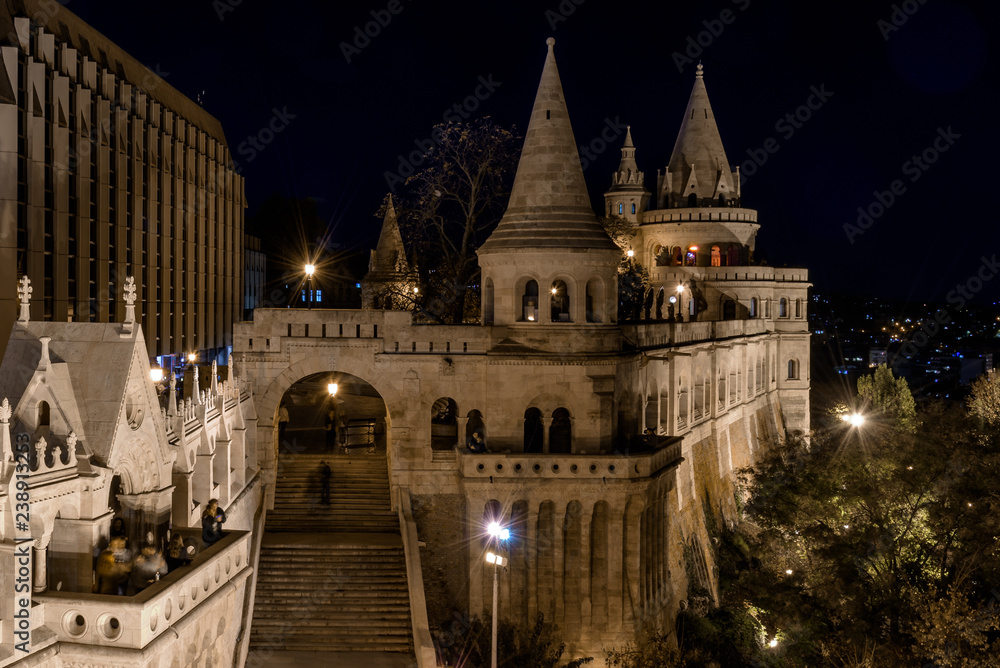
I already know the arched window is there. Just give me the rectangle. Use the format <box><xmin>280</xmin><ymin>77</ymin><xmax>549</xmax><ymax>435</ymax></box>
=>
<box><xmin>521</xmin><ymin>280</ymin><xmax>539</xmax><ymax>322</ymax></box>
<box><xmin>549</xmin><ymin>408</ymin><xmax>572</xmax><ymax>453</ymax></box>
<box><xmin>795</xmin><ymin>299</ymin><xmax>802</xmax><ymax>318</ymax></box>
<box><xmin>685</xmin><ymin>246</ymin><xmax>698</xmax><ymax>266</ymax></box>
<box><xmin>550</xmin><ymin>280</ymin><xmax>570</xmax><ymax>322</ymax></box>
<box><xmin>672</xmin><ymin>246</ymin><xmax>683</xmax><ymax>266</ymax></box>
<box><xmin>38</xmin><ymin>401</ymin><xmax>50</xmax><ymax>427</ymax></box>
<box><xmin>677</xmin><ymin>375</ymin><xmax>689</xmax><ymax>428</ymax></box>
<box><xmin>687</xmin><ymin>193</ymin><xmax>697</xmax><ymax>207</ymax></box>
<box><xmin>483</xmin><ymin>278</ymin><xmax>494</xmax><ymax>324</ymax></box>
<box><xmin>524</xmin><ymin>408</ymin><xmax>543</xmax><ymax>453</ymax></box>
<box><xmin>631</xmin><ymin>203</ymin><xmax>636</xmax><ymax>214</ymax></box>
<box><xmin>779</xmin><ymin>298</ymin><xmax>788</xmax><ymax>318</ymax></box>
<box><xmin>586</xmin><ymin>277</ymin><xmax>604</xmax><ymax>323</ymax></box>
<box><xmin>788</xmin><ymin>359</ymin><xmax>799</xmax><ymax>380</ymax></box>
<box><xmin>749</xmin><ymin>297</ymin><xmax>758</xmax><ymax>318</ymax></box>
<box><xmin>431</xmin><ymin>397</ymin><xmax>458</xmax><ymax>450</ymax></box>
<box><xmin>727</xmin><ymin>244</ymin><xmax>740</xmax><ymax>266</ymax></box>
<box><xmin>711</xmin><ymin>245</ymin><xmax>721</xmax><ymax>267</ymax></box>
<box><xmin>722</xmin><ymin>300</ymin><xmax>736</xmax><ymax>320</ymax></box>
<box><xmin>618</xmin><ymin>202</ymin><xmax>623</xmax><ymax>215</ymax></box>
<box><xmin>466</xmin><ymin>409</ymin><xmax>485</xmax><ymax>443</ymax></box>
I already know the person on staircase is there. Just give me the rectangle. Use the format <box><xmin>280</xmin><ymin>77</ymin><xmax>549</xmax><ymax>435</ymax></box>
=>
<box><xmin>324</xmin><ymin>409</ymin><xmax>337</xmax><ymax>452</ymax></box>
<box><xmin>320</xmin><ymin>461</ymin><xmax>332</xmax><ymax>506</ymax></box>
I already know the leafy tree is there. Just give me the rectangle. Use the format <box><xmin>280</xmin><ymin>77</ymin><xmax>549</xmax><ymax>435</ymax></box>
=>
<box><xmin>856</xmin><ymin>364</ymin><xmax>916</xmax><ymax>431</ymax></box>
<box><xmin>968</xmin><ymin>369</ymin><xmax>1000</xmax><ymax>428</ymax></box>
<box><xmin>389</xmin><ymin>118</ymin><xmax>519</xmax><ymax>323</ymax></box>
<box><xmin>599</xmin><ymin>215</ymin><xmax>648</xmax><ymax>321</ymax></box>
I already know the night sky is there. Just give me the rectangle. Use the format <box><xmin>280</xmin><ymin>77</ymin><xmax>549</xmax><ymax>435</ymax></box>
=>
<box><xmin>67</xmin><ymin>0</ymin><xmax>998</xmax><ymax>304</ymax></box>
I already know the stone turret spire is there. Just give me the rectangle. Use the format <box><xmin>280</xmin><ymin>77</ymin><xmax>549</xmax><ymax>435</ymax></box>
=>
<box><xmin>478</xmin><ymin>38</ymin><xmax>619</xmax><ymax>254</ymax></box>
<box><xmin>664</xmin><ymin>63</ymin><xmax>738</xmax><ymax>208</ymax></box>
<box><xmin>604</xmin><ymin>126</ymin><xmax>650</xmax><ymax>222</ymax></box>
<box><xmin>369</xmin><ymin>196</ymin><xmax>409</xmax><ymax>274</ymax></box>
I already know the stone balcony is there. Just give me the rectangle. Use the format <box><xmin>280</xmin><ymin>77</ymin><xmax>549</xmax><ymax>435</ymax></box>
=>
<box><xmin>456</xmin><ymin>437</ymin><xmax>682</xmax><ymax>481</ymax></box>
<box><xmin>34</xmin><ymin>530</ymin><xmax>251</xmax><ymax>650</ymax></box>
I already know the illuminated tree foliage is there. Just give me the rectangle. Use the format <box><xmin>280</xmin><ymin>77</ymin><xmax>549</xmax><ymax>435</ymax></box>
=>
<box><xmin>388</xmin><ymin>118</ymin><xmax>519</xmax><ymax>324</ymax></box>
<box><xmin>727</xmin><ymin>397</ymin><xmax>1000</xmax><ymax>667</ymax></box>
<box><xmin>599</xmin><ymin>215</ymin><xmax>648</xmax><ymax>321</ymax></box>
<box><xmin>968</xmin><ymin>369</ymin><xmax>1000</xmax><ymax>429</ymax></box>
<box><xmin>434</xmin><ymin>612</ymin><xmax>592</xmax><ymax>668</ymax></box>
<box><xmin>856</xmin><ymin>364</ymin><xmax>917</xmax><ymax>431</ymax></box>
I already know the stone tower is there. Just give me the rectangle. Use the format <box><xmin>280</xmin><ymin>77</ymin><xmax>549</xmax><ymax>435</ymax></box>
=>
<box><xmin>361</xmin><ymin>196</ymin><xmax>418</xmax><ymax>309</ymax></box>
<box><xmin>604</xmin><ymin>126</ymin><xmax>650</xmax><ymax>224</ymax></box>
<box><xmin>477</xmin><ymin>38</ymin><xmax>622</xmax><ymax>326</ymax></box>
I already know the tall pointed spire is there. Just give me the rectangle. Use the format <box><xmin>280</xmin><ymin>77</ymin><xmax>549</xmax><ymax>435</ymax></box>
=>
<box><xmin>370</xmin><ymin>196</ymin><xmax>409</xmax><ymax>274</ymax></box>
<box><xmin>610</xmin><ymin>126</ymin><xmax>643</xmax><ymax>187</ymax></box>
<box><xmin>665</xmin><ymin>63</ymin><xmax>737</xmax><ymax>207</ymax></box>
<box><xmin>479</xmin><ymin>38</ymin><xmax>618</xmax><ymax>253</ymax></box>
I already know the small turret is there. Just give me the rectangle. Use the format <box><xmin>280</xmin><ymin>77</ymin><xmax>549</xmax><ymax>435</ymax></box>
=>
<box><xmin>604</xmin><ymin>126</ymin><xmax>650</xmax><ymax>223</ymax></box>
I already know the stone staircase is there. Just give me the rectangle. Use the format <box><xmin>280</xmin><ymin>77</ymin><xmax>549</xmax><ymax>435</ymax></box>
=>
<box><xmin>266</xmin><ymin>453</ymin><xmax>399</xmax><ymax>532</ymax></box>
<box><xmin>250</xmin><ymin>453</ymin><xmax>413</xmax><ymax>654</ymax></box>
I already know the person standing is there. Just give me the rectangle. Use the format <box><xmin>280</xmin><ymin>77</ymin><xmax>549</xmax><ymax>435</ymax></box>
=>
<box><xmin>320</xmin><ymin>461</ymin><xmax>332</xmax><ymax>506</ymax></box>
<box><xmin>324</xmin><ymin>409</ymin><xmax>337</xmax><ymax>452</ymax></box>
<box><xmin>202</xmin><ymin>499</ymin><xmax>226</xmax><ymax>547</ymax></box>
<box><xmin>278</xmin><ymin>403</ymin><xmax>290</xmax><ymax>442</ymax></box>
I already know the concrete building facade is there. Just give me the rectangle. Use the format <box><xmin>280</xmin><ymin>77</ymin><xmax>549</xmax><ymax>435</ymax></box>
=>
<box><xmin>0</xmin><ymin>0</ymin><xmax>246</xmax><ymax>364</ymax></box>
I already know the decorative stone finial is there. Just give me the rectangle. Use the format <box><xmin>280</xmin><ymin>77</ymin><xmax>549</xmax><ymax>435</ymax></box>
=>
<box><xmin>168</xmin><ymin>372</ymin><xmax>178</xmax><ymax>416</ymax></box>
<box><xmin>696</xmin><ymin>62</ymin><xmax>704</xmax><ymax>79</ymax></box>
<box><xmin>38</xmin><ymin>336</ymin><xmax>51</xmax><ymax>371</ymax></box>
<box><xmin>0</xmin><ymin>398</ymin><xmax>10</xmax><ymax>423</ymax></box>
<box><xmin>17</xmin><ymin>275</ymin><xmax>31</xmax><ymax>324</ymax></box>
<box><xmin>122</xmin><ymin>276</ymin><xmax>137</xmax><ymax>332</ymax></box>
<box><xmin>546</xmin><ymin>37</ymin><xmax>555</xmax><ymax>48</ymax></box>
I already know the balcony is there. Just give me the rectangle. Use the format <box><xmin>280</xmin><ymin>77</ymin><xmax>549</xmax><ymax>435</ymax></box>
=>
<box><xmin>35</xmin><ymin>530</ymin><xmax>251</xmax><ymax>650</ymax></box>
<box><xmin>457</xmin><ymin>437</ymin><xmax>682</xmax><ymax>481</ymax></box>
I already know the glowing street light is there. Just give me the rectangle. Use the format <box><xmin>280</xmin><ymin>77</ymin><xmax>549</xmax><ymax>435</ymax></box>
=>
<box><xmin>149</xmin><ymin>364</ymin><xmax>164</xmax><ymax>383</ymax></box>
<box><xmin>769</xmin><ymin>638</ymin><xmax>779</xmax><ymax>648</ymax></box>
<box><xmin>304</xmin><ymin>263</ymin><xmax>316</xmax><ymax>310</ymax></box>
<box><xmin>841</xmin><ymin>413</ymin><xmax>865</xmax><ymax>427</ymax></box>
<box><xmin>626</xmin><ymin>249</ymin><xmax>635</xmax><ymax>258</ymax></box>
<box><xmin>676</xmin><ymin>284</ymin><xmax>685</xmax><ymax>293</ymax></box>
<box><xmin>187</xmin><ymin>352</ymin><xmax>196</xmax><ymax>364</ymax></box>
<box><xmin>486</xmin><ymin>521</ymin><xmax>510</xmax><ymax>668</ymax></box>
<box><xmin>327</xmin><ymin>383</ymin><xmax>338</xmax><ymax>397</ymax></box>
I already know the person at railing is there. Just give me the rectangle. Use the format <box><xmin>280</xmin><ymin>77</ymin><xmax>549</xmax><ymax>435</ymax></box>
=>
<box><xmin>166</xmin><ymin>534</ymin><xmax>197</xmax><ymax>572</ymax></box>
<box><xmin>128</xmin><ymin>540</ymin><xmax>168</xmax><ymax>594</ymax></box>
<box><xmin>94</xmin><ymin>536</ymin><xmax>132</xmax><ymax>595</ymax></box>
<box><xmin>278</xmin><ymin>403</ymin><xmax>290</xmax><ymax>442</ymax></box>
<box><xmin>467</xmin><ymin>431</ymin><xmax>487</xmax><ymax>453</ymax></box>
<box><xmin>202</xmin><ymin>499</ymin><xmax>227</xmax><ymax>547</ymax></box>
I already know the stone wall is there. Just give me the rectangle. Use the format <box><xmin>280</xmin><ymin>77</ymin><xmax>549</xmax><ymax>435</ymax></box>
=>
<box><xmin>411</xmin><ymin>493</ymin><xmax>468</xmax><ymax>631</ymax></box>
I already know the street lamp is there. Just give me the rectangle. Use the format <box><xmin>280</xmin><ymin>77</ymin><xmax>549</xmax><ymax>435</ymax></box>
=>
<box><xmin>327</xmin><ymin>382</ymin><xmax>338</xmax><ymax>397</ymax></box>
<box><xmin>841</xmin><ymin>412</ymin><xmax>865</xmax><ymax>427</ymax></box>
<box><xmin>149</xmin><ymin>364</ymin><xmax>164</xmax><ymax>383</ymax></box>
<box><xmin>304</xmin><ymin>263</ymin><xmax>315</xmax><ymax>310</ymax></box>
<box><xmin>486</xmin><ymin>521</ymin><xmax>510</xmax><ymax>668</ymax></box>
<box><xmin>187</xmin><ymin>352</ymin><xmax>196</xmax><ymax>364</ymax></box>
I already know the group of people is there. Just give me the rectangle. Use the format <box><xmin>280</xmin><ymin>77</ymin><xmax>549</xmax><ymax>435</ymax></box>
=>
<box><xmin>93</xmin><ymin>499</ymin><xmax>226</xmax><ymax>596</ymax></box>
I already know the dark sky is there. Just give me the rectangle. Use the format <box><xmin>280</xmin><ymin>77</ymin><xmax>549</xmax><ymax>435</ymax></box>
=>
<box><xmin>67</xmin><ymin>0</ymin><xmax>998</xmax><ymax>303</ymax></box>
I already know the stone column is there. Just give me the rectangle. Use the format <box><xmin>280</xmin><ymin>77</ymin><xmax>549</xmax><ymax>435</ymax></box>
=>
<box><xmin>194</xmin><ymin>452</ymin><xmax>215</xmax><ymax>508</ymax></box>
<box><xmin>456</xmin><ymin>417</ymin><xmax>469</xmax><ymax>448</ymax></box>
<box><xmin>580</xmin><ymin>502</ymin><xmax>592</xmax><ymax>629</ymax></box>
<box><xmin>525</xmin><ymin>498</ymin><xmax>539</xmax><ymax>623</ymax></box>
<box><xmin>552</xmin><ymin>500</ymin><xmax>566</xmax><ymax>626</ymax></box>
<box><xmin>172</xmin><ymin>470</ymin><xmax>195</xmax><ymax>528</ymax></box>
<box><xmin>213</xmin><ymin>437</ymin><xmax>232</xmax><ymax>507</ymax></box>
<box><xmin>607</xmin><ymin>499</ymin><xmax>624</xmax><ymax>632</ymax></box>
<box><xmin>542</xmin><ymin>417</ymin><xmax>552</xmax><ymax>453</ymax></box>
<box><xmin>32</xmin><ymin>537</ymin><xmax>49</xmax><ymax>593</ymax></box>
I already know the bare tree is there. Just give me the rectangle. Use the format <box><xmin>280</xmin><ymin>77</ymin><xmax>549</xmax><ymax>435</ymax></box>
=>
<box><xmin>385</xmin><ymin>118</ymin><xmax>519</xmax><ymax>323</ymax></box>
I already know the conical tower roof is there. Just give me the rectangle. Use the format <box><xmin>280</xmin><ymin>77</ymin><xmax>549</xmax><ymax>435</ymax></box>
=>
<box><xmin>478</xmin><ymin>38</ymin><xmax>619</xmax><ymax>254</ymax></box>
<box><xmin>608</xmin><ymin>126</ymin><xmax>646</xmax><ymax>192</ymax></box>
<box><xmin>369</xmin><ymin>196</ymin><xmax>409</xmax><ymax>274</ymax></box>
<box><xmin>666</xmin><ymin>64</ymin><xmax>736</xmax><ymax>203</ymax></box>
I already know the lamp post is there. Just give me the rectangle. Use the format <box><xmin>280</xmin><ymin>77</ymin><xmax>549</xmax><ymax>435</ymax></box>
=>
<box><xmin>304</xmin><ymin>263</ymin><xmax>315</xmax><ymax>310</ymax></box>
<box><xmin>486</xmin><ymin>521</ymin><xmax>510</xmax><ymax>668</ymax></box>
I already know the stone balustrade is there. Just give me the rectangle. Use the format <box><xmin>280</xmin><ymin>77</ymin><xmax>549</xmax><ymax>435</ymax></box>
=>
<box><xmin>641</xmin><ymin>207</ymin><xmax>758</xmax><ymax>224</ymax></box>
<box><xmin>35</xmin><ymin>530</ymin><xmax>251</xmax><ymax>650</ymax></box>
<box><xmin>625</xmin><ymin>319</ymin><xmax>766</xmax><ymax>349</ymax></box>
<box><xmin>457</xmin><ymin>439</ymin><xmax>682</xmax><ymax>481</ymax></box>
